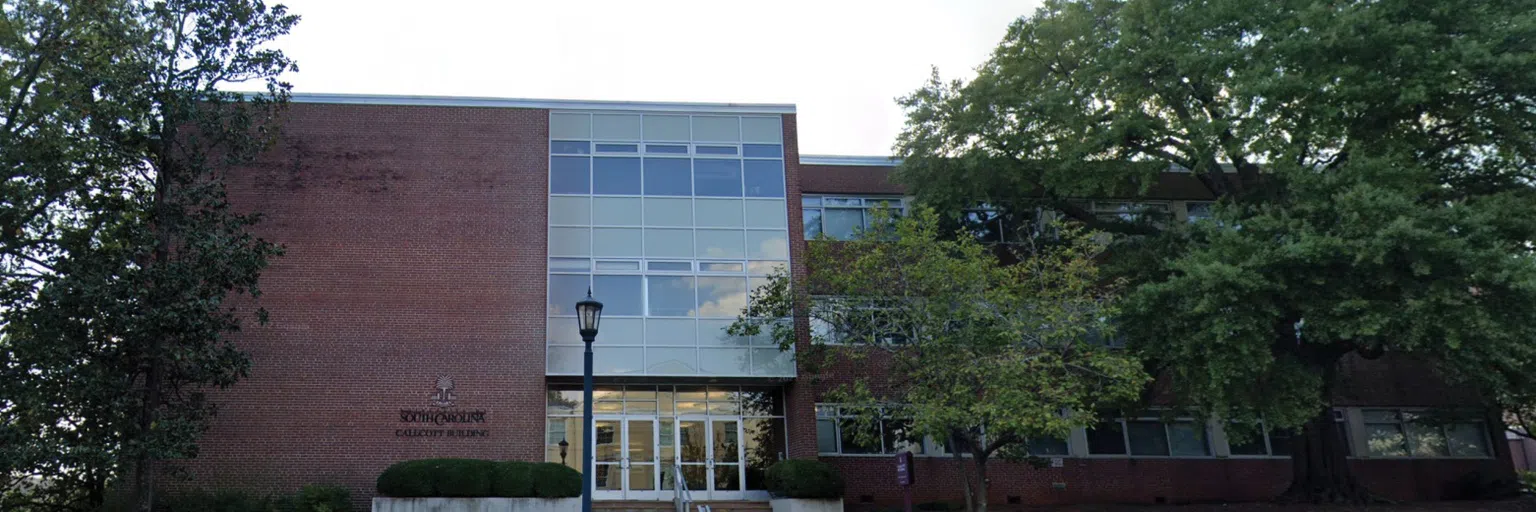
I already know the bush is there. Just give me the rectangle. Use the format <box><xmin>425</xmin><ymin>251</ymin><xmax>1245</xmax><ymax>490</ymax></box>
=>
<box><xmin>293</xmin><ymin>484</ymin><xmax>352</xmax><ymax>512</ymax></box>
<box><xmin>376</xmin><ymin>459</ymin><xmax>578</xmax><ymax>498</ymax></box>
<box><xmin>764</xmin><ymin>460</ymin><xmax>844</xmax><ymax>500</ymax></box>
<box><xmin>530</xmin><ymin>463</ymin><xmax>581</xmax><ymax>498</ymax></box>
<box><xmin>157</xmin><ymin>489</ymin><xmax>285</xmax><ymax>512</ymax></box>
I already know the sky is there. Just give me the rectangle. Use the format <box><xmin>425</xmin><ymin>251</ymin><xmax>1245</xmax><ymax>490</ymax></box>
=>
<box><xmin>269</xmin><ymin>0</ymin><xmax>1040</xmax><ymax>156</ymax></box>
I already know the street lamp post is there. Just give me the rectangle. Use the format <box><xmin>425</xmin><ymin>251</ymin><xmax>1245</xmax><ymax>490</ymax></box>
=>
<box><xmin>575</xmin><ymin>290</ymin><xmax>604</xmax><ymax>512</ymax></box>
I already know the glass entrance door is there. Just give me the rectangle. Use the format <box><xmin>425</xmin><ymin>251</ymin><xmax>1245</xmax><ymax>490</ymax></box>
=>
<box><xmin>674</xmin><ymin>417</ymin><xmax>746</xmax><ymax>500</ymax></box>
<box><xmin>593</xmin><ymin>416</ymin><xmax>661</xmax><ymax>500</ymax></box>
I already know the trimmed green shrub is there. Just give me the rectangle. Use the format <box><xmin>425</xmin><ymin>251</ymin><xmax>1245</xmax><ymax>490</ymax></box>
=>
<box><xmin>530</xmin><ymin>463</ymin><xmax>582</xmax><ymax>498</ymax></box>
<box><xmin>294</xmin><ymin>484</ymin><xmax>352</xmax><ymax>512</ymax></box>
<box><xmin>765</xmin><ymin>460</ymin><xmax>844</xmax><ymax>500</ymax></box>
<box><xmin>157</xmin><ymin>489</ymin><xmax>285</xmax><ymax>512</ymax></box>
<box><xmin>376</xmin><ymin>458</ymin><xmax>577</xmax><ymax>498</ymax></box>
<box><xmin>491</xmin><ymin>461</ymin><xmax>536</xmax><ymax>497</ymax></box>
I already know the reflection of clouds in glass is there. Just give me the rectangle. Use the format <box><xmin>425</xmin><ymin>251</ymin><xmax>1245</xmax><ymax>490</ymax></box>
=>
<box><xmin>698</xmin><ymin>277</ymin><xmax>748</xmax><ymax>318</ymax></box>
<box><xmin>750</xmin><ymin>231</ymin><xmax>789</xmax><ymax>259</ymax></box>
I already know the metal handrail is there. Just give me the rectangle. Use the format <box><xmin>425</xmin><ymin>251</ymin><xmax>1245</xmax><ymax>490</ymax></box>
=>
<box><xmin>672</xmin><ymin>463</ymin><xmax>708</xmax><ymax>512</ymax></box>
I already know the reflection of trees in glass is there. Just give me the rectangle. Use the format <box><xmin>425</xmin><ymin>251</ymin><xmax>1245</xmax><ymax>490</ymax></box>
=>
<box><xmin>743</xmin><ymin>418</ymin><xmax>785</xmax><ymax>490</ymax></box>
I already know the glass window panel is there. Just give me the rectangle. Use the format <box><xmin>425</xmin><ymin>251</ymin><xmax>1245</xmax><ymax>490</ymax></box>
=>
<box><xmin>692</xmin><ymin>116</ymin><xmax>740</xmax><ymax>142</ymax></box>
<box><xmin>647</xmin><ymin>318</ymin><xmax>697</xmax><ymax>346</ymax></box>
<box><xmin>816</xmin><ymin>419</ymin><xmax>838</xmax><ymax>453</ymax></box>
<box><xmin>700</xmin><ymin>348</ymin><xmax>751</xmax><ymax>375</ymax></box>
<box><xmin>1365</xmin><ymin>423</ymin><xmax>1409</xmax><ymax>456</ymax></box>
<box><xmin>1127</xmin><ymin>421</ymin><xmax>1170</xmax><ymax>456</ymax></box>
<box><xmin>694</xmin><ymin>159</ymin><xmax>743</xmax><ymax>197</ymax></box>
<box><xmin>1167</xmin><ymin>422</ymin><xmax>1209</xmax><ymax>456</ymax></box>
<box><xmin>549</xmin><ymin>258</ymin><xmax>590</xmax><ymax>271</ymax></box>
<box><xmin>550</xmin><ymin>113</ymin><xmax>591</xmax><ymax>139</ymax></box>
<box><xmin>646</xmin><ymin>348</ymin><xmax>698</xmax><ymax>375</ymax></box>
<box><xmin>592</xmin><ymin>197</ymin><xmax>642</xmax><ymax>226</ymax></box>
<box><xmin>742</xmin><ymin>144</ymin><xmax>783</xmax><ymax>158</ymax></box>
<box><xmin>549</xmin><ymin>196</ymin><xmax>591</xmax><ymax>225</ymax></box>
<box><xmin>1226</xmin><ymin>423</ymin><xmax>1269</xmax><ymax>456</ymax></box>
<box><xmin>594</xmin><ymin>260</ymin><xmax>640</xmax><ymax>271</ymax></box>
<box><xmin>551</xmin><ymin>140</ymin><xmax>591</xmax><ymax>155</ymax></box>
<box><xmin>648</xmin><ymin>276</ymin><xmax>696</xmax><ymax>316</ymax></box>
<box><xmin>824</xmin><ymin>198</ymin><xmax>861</xmax><ymax>206</ymax></box>
<box><xmin>550</xmin><ymin>156</ymin><xmax>590</xmax><ymax>194</ymax></box>
<box><xmin>701</xmin><ymin>262</ymin><xmax>745</xmax><ymax>272</ymax></box>
<box><xmin>740</xmin><ymin>117</ymin><xmax>782</xmax><ymax>143</ymax></box>
<box><xmin>699</xmin><ymin>319</ymin><xmax>749</xmax><ymax>346</ymax></box>
<box><xmin>593</xmin><ymin>157</ymin><xmax>642</xmax><ymax>195</ymax></box>
<box><xmin>549</xmin><ymin>227</ymin><xmax>591</xmax><ymax>256</ymax></box>
<box><xmin>747</xmin><ymin>261</ymin><xmax>787</xmax><ymax>275</ymax></box>
<box><xmin>643</xmin><ymin>198</ymin><xmax>692</xmax><ymax>227</ymax></box>
<box><xmin>823</xmin><ymin>209</ymin><xmax>862</xmax><ymax>239</ymax></box>
<box><xmin>1087</xmin><ymin>421</ymin><xmax>1127</xmax><ymax>455</ymax></box>
<box><xmin>643</xmin><ymin>158</ymin><xmax>692</xmax><ymax>196</ymax></box>
<box><xmin>592</xmin><ymin>228</ymin><xmax>643</xmax><ymax>257</ymax></box>
<box><xmin>676</xmin><ymin>386</ymin><xmax>708</xmax><ymax>403</ymax></box>
<box><xmin>743</xmin><ymin>160</ymin><xmax>786</xmax><ymax>198</ymax></box>
<box><xmin>593</xmin><ymin>114</ymin><xmax>641</xmax><ymax>140</ymax></box>
<box><xmin>1028</xmin><ymin>437</ymin><xmax>1070</xmax><ymax>456</ymax></box>
<box><xmin>1405</xmin><ymin>422</ymin><xmax>1449</xmax><ymax>457</ymax></box>
<box><xmin>595</xmin><ymin>143</ymin><xmax>638</xmax><ymax>153</ymax></box>
<box><xmin>597</xmin><ymin>317</ymin><xmax>643</xmax><ymax>345</ymax></box>
<box><xmin>1363</xmin><ymin>410</ymin><xmax>1401</xmax><ymax>423</ymax></box>
<box><xmin>626</xmin><ymin>400</ymin><xmax>658</xmax><ymax>414</ymax></box>
<box><xmin>547</xmin><ymin>346</ymin><xmax>583</xmax><ymax>373</ymax></box>
<box><xmin>802</xmin><ymin>197</ymin><xmax>822</xmax><ymax>207</ymax></box>
<box><xmin>744</xmin><ymin>418</ymin><xmax>785</xmax><ymax>490</ymax></box>
<box><xmin>646</xmin><ymin>144</ymin><xmax>689</xmax><ymax>154</ymax></box>
<box><xmin>745</xmin><ymin>200</ymin><xmax>787</xmax><ymax>228</ymax></box>
<box><xmin>645</xmin><ymin>229</ymin><xmax>694</xmax><ymax>258</ymax></box>
<box><xmin>697</xmin><ymin>278</ymin><xmax>748</xmax><ymax>318</ymax></box>
<box><xmin>594</xmin><ymin>347</ymin><xmax>644</xmax><ymax>374</ymax></box>
<box><xmin>658</xmin><ymin>390</ymin><xmax>674</xmax><ymax>415</ymax></box>
<box><xmin>644</xmin><ymin>115</ymin><xmax>691</xmax><ymax>141</ymax></box>
<box><xmin>696</xmin><ymin>145</ymin><xmax>738</xmax><ymax>155</ymax></box>
<box><xmin>1269</xmin><ymin>429</ymin><xmax>1294</xmax><ymax>456</ymax></box>
<box><xmin>648</xmin><ymin>261</ymin><xmax>692</xmax><ymax>272</ymax></box>
<box><xmin>1447</xmin><ymin>423</ymin><xmax>1490</xmax><ymax>457</ymax></box>
<box><xmin>547</xmin><ymin>389</ymin><xmax>585</xmax><ymax>414</ymax></box>
<box><xmin>696</xmin><ymin>199</ymin><xmax>745</xmax><ymax>227</ymax></box>
<box><xmin>838</xmin><ymin>418</ymin><xmax>881</xmax><ymax>454</ymax></box>
<box><xmin>593</xmin><ymin>275</ymin><xmax>643</xmax><ymax>316</ymax></box>
<box><xmin>548</xmin><ymin>316</ymin><xmax>586</xmax><ymax>344</ymax></box>
<box><xmin>739</xmin><ymin>390</ymin><xmax>783</xmax><ymax>416</ymax></box>
<box><xmin>750</xmin><ymin>348</ymin><xmax>792</xmax><ymax>376</ymax></box>
<box><xmin>548</xmin><ymin>274</ymin><xmax>590</xmax><ymax>316</ymax></box>
<box><xmin>803</xmin><ymin>209</ymin><xmax>824</xmax><ymax>238</ymax></box>
<box><xmin>696</xmin><ymin>229</ymin><xmax>746</xmax><ymax>259</ymax></box>
<box><xmin>746</xmin><ymin>230</ymin><xmax>789</xmax><ymax>259</ymax></box>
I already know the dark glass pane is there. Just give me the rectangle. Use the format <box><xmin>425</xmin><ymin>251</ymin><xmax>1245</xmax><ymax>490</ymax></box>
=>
<box><xmin>838</xmin><ymin>419</ymin><xmax>880</xmax><ymax>454</ymax></box>
<box><xmin>694</xmin><ymin>159</ymin><xmax>743</xmax><ymax>197</ymax></box>
<box><xmin>593</xmin><ymin>157</ymin><xmax>642</xmax><ymax>195</ymax></box>
<box><xmin>743</xmin><ymin>418</ymin><xmax>784</xmax><ymax>490</ymax></box>
<box><xmin>1127</xmin><ymin>421</ymin><xmax>1170</xmax><ymax>456</ymax></box>
<box><xmin>551</xmin><ymin>140</ymin><xmax>590</xmax><ymax>154</ymax></box>
<box><xmin>713</xmin><ymin>465</ymin><xmax>740</xmax><ymax>491</ymax></box>
<box><xmin>803</xmin><ymin>209</ymin><xmax>823</xmax><ymax>239</ymax></box>
<box><xmin>1226</xmin><ymin>423</ymin><xmax>1269</xmax><ymax>455</ymax></box>
<box><xmin>592</xmin><ymin>275</ymin><xmax>642</xmax><ymax>316</ymax></box>
<box><xmin>882</xmin><ymin>418</ymin><xmax>922</xmax><ymax>454</ymax></box>
<box><xmin>1028</xmin><ymin>437</ymin><xmax>1070</xmax><ymax>456</ymax></box>
<box><xmin>595</xmin><ymin>143</ymin><xmax>638</xmax><ymax>153</ymax></box>
<box><xmin>1086</xmin><ymin>421</ymin><xmax>1127</xmax><ymax>455</ymax></box>
<box><xmin>547</xmin><ymin>274</ymin><xmax>590</xmax><ymax>316</ymax></box>
<box><xmin>550</xmin><ymin>156</ymin><xmax>590</xmax><ymax>194</ymax></box>
<box><xmin>1269</xmin><ymin>429</ymin><xmax>1295</xmax><ymax>456</ymax></box>
<box><xmin>647</xmin><ymin>276</ymin><xmax>696</xmax><ymax>316</ymax></box>
<box><xmin>647</xmin><ymin>144</ymin><xmax>689</xmax><ymax>154</ymax></box>
<box><xmin>739</xmin><ymin>389</ymin><xmax>783</xmax><ymax>416</ymax></box>
<box><xmin>816</xmin><ymin>419</ymin><xmax>838</xmax><ymax>453</ymax></box>
<box><xmin>742</xmin><ymin>144</ymin><xmax>782</xmax><ymax>158</ymax></box>
<box><xmin>696</xmin><ymin>145</ymin><xmax>738</xmax><ymax>155</ymax></box>
<box><xmin>743</xmin><ymin>160</ymin><xmax>786</xmax><ymax>198</ymax></box>
<box><xmin>643</xmin><ymin>158</ymin><xmax>691</xmax><ymax>196</ymax></box>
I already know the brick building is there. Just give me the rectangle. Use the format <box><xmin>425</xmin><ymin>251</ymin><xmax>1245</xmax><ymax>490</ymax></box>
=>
<box><xmin>192</xmin><ymin>93</ymin><xmax>1516</xmax><ymax>507</ymax></box>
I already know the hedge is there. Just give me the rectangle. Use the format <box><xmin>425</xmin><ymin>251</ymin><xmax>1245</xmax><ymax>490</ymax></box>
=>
<box><xmin>376</xmin><ymin>459</ymin><xmax>580</xmax><ymax>498</ymax></box>
<box><xmin>764</xmin><ymin>460</ymin><xmax>844</xmax><ymax>500</ymax></box>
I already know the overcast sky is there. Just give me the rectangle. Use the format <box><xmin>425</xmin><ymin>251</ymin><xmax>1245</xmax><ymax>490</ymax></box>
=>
<box><xmin>270</xmin><ymin>1</ymin><xmax>1038</xmax><ymax>156</ymax></box>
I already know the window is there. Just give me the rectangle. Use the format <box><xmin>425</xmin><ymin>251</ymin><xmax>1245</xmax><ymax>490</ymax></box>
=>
<box><xmin>593</xmin><ymin>157</ymin><xmax>642</xmax><ymax>195</ymax></box>
<box><xmin>810</xmin><ymin>297</ymin><xmax>912</xmax><ymax>346</ymax></box>
<box><xmin>1363</xmin><ymin>409</ymin><xmax>1490</xmax><ymax>458</ymax></box>
<box><xmin>1088</xmin><ymin>415</ymin><xmax>1211</xmax><ymax>457</ymax></box>
<box><xmin>815</xmin><ymin>405</ymin><xmax>926</xmax><ymax>455</ymax></box>
<box><xmin>1226</xmin><ymin>420</ymin><xmax>1294</xmax><ymax>457</ymax></box>
<box><xmin>1090</xmin><ymin>201</ymin><xmax>1169</xmax><ymax>223</ymax></box>
<box><xmin>694</xmin><ymin>159</ymin><xmax>743</xmax><ymax>197</ymax></box>
<box><xmin>1184</xmin><ymin>201</ymin><xmax>1214</xmax><ymax>222</ymax></box>
<box><xmin>802</xmin><ymin>196</ymin><xmax>905</xmax><ymax>240</ymax></box>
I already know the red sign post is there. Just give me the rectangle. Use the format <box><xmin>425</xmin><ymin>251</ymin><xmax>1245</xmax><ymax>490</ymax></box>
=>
<box><xmin>896</xmin><ymin>451</ymin><xmax>915</xmax><ymax>512</ymax></box>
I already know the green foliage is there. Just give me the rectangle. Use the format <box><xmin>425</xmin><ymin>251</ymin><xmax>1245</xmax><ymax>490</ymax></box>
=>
<box><xmin>0</xmin><ymin>0</ymin><xmax>297</xmax><ymax>510</ymax></box>
<box><xmin>1520</xmin><ymin>471</ymin><xmax>1536</xmax><ymax>494</ymax></box>
<box><xmin>893</xmin><ymin>0</ymin><xmax>1536</xmax><ymax>502</ymax></box>
<box><xmin>292</xmin><ymin>485</ymin><xmax>351</xmax><ymax>512</ymax></box>
<box><xmin>734</xmin><ymin>207</ymin><xmax>1145</xmax><ymax>510</ymax></box>
<box><xmin>375</xmin><ymin>459</ymin><xmax>576</xmax><ymax>499</ymax></box>
<box><xmin>156</xmin><ymin>489</ymin><xmax>287</xmax><ymax>512</ymax></box>
<box><xmin>764</xmin><ymin>460</ymin><xmax>845</xmax><ymax>500</ymax></box>
<box><xmin>528</xmin><ymin>463</ymin><xmax>581</xmax><ymax>498</ymax></box>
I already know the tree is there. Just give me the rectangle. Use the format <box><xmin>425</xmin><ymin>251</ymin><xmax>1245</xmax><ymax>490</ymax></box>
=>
<box><xmin>731</xmin><ymin>207</ymin><xmax>1146</xmax><ymax>512</ymax></box>
<box><xmin>894</xmin><ymin>0</ymin><xmax>1536</xmax><ymax>502</ymax></box>
<box><xmin>0</xmin><ymin>1</ymin><xmax>297</xmax><ymax>510</ymax></box>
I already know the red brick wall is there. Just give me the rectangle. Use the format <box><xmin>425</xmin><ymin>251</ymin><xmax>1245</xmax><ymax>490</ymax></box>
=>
<box><xmin>799</xmin><ymin>164</ymin><xmax>904</xmax><ymax>195</ymax></box>
<box><xmin>178</xmin><ymin>102</ymin><xmax>551</xmax><ymax>503</ymax></box>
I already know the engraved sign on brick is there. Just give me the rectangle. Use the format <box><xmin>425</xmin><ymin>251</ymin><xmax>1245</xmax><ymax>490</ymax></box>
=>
<box><xmin>395</xmin><ymin>376</ymin><xmax>490</xmax><ymax>438</ymax></box>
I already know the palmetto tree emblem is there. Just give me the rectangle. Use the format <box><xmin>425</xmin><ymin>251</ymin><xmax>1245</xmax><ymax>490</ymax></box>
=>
<box><xmin>431</xmin><ymin>376</ymin><xmax>458</xmax><ymax>407</ymax></box>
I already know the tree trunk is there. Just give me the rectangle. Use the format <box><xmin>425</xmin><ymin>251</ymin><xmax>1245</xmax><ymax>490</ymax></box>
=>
<box><xmin>134</xmin><ymin>108</ymin><xmax>178</xmax><ymax>512</ymax></box>
<box><xmin>950</xmin><ymin>434</ymin><xmax>975</xmax><ymax>512</ymax></box>
<box><xmin>971</xmin><ymin>454</ymin><xmax>990</xmax><ymax>512</ymax></box>
<box><xmin>1279</xmin><ymin>353</ymin><xmax>1369</xmax><ymax>504</ymax></box>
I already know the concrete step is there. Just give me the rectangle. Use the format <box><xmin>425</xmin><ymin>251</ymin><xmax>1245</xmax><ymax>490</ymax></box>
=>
<box><xmin>595</xmin><ymin>500</ymin><xmax>771</xmax><ymax>512</ymax></box>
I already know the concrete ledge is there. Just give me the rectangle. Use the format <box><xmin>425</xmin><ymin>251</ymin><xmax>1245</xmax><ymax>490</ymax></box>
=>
<box><xmin>769</xmin><ymin>498</ymin><xmax>842</xmax><ymax>512</ymax></box>
<box><xmin>373</xmin><ymin>497</ymin><xmax>581</xmax><ymax>512</ymax></box>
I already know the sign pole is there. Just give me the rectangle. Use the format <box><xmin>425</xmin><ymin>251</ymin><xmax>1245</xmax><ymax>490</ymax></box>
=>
<box><xmin>896</xmin><ymin>451</ymin><xmax>915</xmax><ymax>512</ymax></box>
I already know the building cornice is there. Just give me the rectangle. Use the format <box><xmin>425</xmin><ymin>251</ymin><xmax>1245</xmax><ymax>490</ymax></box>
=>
<box><xmin>799</xmin><ymin>155</ymin><xmax>901</xmax><ymax>167</ymax></box>
<box><xmin>284</xmin><ymin>92</ymin><xmax>796</xmax><ymax>114</ymax></box>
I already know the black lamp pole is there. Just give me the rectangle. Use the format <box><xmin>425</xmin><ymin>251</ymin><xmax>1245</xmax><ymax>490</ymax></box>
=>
<box><xmin>575</xmin><ymin>290</ymin><xmax>603</xmax><ymax>512</ymax></box>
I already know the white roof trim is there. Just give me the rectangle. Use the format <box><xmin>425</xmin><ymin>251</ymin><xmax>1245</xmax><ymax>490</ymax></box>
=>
<box><xmin>284</xmin><ymin>92</ymin><xmax>796</xmax><ymax>114</ymax></box>
<box><xmin>799</xmin><ymin>155</ymin><xmax>901</xmax><ymax>167</ymax></box>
